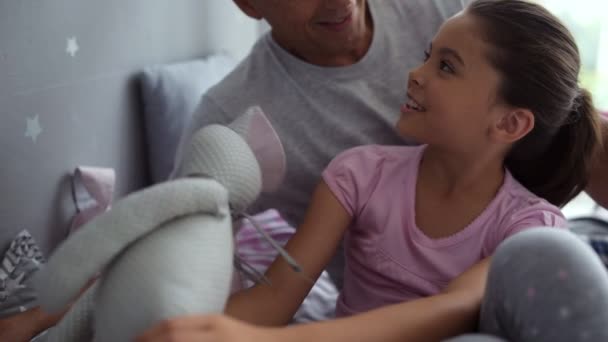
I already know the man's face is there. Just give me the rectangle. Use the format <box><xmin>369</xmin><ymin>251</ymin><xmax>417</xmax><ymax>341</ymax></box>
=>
<box><xmin>236</xmin><ymin>0</ymin><xmax>370</xmax><ymax>65</ymax></box>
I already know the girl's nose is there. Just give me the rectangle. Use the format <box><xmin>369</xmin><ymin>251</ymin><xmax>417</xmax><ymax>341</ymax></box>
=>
<box><xmin>408</xmin><ymin>66</ymin><xmax>425</xmax><ymax>88</ymax></box>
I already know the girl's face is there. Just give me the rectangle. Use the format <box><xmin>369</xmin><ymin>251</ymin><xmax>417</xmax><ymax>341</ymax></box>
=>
<box><xmin>396</xmin><ymin>12</ymin><xmax>507</xmax><ymax>153</ymax></box>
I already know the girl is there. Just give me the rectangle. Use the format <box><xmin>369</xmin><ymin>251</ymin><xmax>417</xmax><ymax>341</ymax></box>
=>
<box><xmin>138</xmin><ymin>0</ymin><xmax>605</xmax><ymax>341</ymax></box>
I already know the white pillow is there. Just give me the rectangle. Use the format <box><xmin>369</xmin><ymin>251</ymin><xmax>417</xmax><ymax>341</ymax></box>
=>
<box><xmin>140</xmin><ymin>54</ymin><xmax>238</xmax><ymax>183</ymax></box>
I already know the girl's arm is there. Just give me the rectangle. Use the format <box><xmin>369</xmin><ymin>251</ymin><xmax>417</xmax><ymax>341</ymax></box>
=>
<box><xmin>273</xmin><ymin>257</ymin><xmax>489</xmax><ymax>342</ymax></box>
<box><xmin>225</xmin><ymin>180</ymin><xmax>352</xmax><ymax>326</ymax></box>
<box><xmin>587</xmin><ymin>114</ymin><xmax>608</xmax><ymax>208</ymax></box>
<box><xmin>273</xmin><ymin>294</ymin><xmax>476</xmax><ymax>342</ymax></box>
<box><xmin>136</xmin><ymin>259</ymin><xmax>490</xmax><ymax>342</ymax></box>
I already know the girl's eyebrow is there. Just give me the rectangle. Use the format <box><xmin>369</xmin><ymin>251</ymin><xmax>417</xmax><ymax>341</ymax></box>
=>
<box><xmin>429</xmin><ymin>43</ymin><xmax>466</xmax><ymax>67</ymax></box>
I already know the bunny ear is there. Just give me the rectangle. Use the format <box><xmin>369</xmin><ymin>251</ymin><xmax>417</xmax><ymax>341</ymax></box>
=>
<box><xmin>227</xmin><ymin>106</ymin><xmax>286</xmax><ymax>193</ymax></box>
<box><xmin>33</xmin><ymin>178</ymin><xmax>230</xmax><ymax>314</ymax></box>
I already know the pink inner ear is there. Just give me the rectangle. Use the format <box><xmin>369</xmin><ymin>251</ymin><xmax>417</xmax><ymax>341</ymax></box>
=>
<box><xmin>243</xmin><ymin>107</ymin><xmax>286</xmax><ymax>193</ymax></box>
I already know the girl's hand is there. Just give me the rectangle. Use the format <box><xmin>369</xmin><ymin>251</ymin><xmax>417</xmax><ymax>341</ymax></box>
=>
<box><xmin>135</xmin><ymin>314</ymin><xmax>279</xmax><ymax>342</ymax></box>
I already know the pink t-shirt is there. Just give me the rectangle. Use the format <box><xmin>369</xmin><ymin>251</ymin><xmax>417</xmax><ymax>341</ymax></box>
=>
<box><xmin>322</xmin><ymin>145</ymin><xmax>567</xmax><ymax>317</ymax></box>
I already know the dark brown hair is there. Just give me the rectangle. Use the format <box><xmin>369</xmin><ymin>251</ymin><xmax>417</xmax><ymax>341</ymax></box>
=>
<box><xmin>467</xmin><ymin>0</ymin><xmax>603</xmax><ymax>207</ymax></box>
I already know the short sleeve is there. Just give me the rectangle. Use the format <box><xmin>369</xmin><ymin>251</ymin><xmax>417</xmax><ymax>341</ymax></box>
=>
<box><xmin>486</xmin><ymin>200</ymin><xmax>568</xmax><ymax>254</ymax></box>
<box><xmin>322</xmin><ymin>146</ymin><xmax>384</xmax><ymax>217</ymax></box>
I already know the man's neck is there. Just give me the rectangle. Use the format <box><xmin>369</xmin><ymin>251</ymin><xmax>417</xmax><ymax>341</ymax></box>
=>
<box><xmin>301</xmin><ymin>34</ymin><xmax>373</xmax><ymax>66</ymax></box>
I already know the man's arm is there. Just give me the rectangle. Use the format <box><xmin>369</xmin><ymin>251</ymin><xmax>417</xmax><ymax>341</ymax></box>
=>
<box><xmin>587</xmin><ymin>113</ymin><xmax>608</xmax><ymax>208</ymax></box>
<box><xmin>0</xmin><ymin>274</ymin><xmax>97</xmax><ymax>342</ymax></box>
<box><xmin>0</xmin><ymin>307</ymin><xmax>64</xmax><ymax>342</ymax></box>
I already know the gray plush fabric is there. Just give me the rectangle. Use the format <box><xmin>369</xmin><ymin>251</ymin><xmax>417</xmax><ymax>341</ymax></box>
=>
<box><xmin>34</xmin><ymin>108</ymin><xmax>283</xmax><ymax>342</ymax></box>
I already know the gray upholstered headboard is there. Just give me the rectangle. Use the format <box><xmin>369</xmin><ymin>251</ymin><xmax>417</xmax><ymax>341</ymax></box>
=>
<box><xmin>0</xmin><ymin>0</ymin><xmax>260</xmax><ymax>255</ymax></box>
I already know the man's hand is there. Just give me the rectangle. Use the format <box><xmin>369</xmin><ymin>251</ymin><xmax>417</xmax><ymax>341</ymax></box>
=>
<box><xmin>0</xmin><ymin>306</ymin><xmax>64</xmax><ymax>342</ymax></box>
<box><xmin>0</xmin><ymin>312</ymin><xmax>37</xmax><ymax>342</ymax></box>
<box><xmin>0</xmin><ymin>276</ymin><xmax>94</xmax><ymax>342</ymax></box>
<box><xmin>136</xmin><ymin>314</ymin><xmax>279</xmax><ymax>342</ymax></box>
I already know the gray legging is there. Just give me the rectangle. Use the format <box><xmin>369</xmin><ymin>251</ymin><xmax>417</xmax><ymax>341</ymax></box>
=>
<box><xmin>447</xmin><ymin>228</ymin><xmax>608</xmax><ymax>342</ymax></box>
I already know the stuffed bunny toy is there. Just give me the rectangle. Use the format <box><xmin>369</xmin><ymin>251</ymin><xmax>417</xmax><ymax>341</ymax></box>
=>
<box><xmin>32</xmin><ymin>106</ymin><xmax>288</xmax><ymax>342</ymax></box>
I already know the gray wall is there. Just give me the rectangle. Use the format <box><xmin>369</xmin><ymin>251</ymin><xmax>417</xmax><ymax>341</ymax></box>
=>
<box><xmin>0</xmin><ymin>0</ymin><xmax>261</xmax><ymax>255</ymax></box>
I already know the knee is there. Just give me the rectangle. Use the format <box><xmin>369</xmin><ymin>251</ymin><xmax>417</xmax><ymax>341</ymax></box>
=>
<box><xmin>498</xmin><ymin>227</ymin><xmax>576</xmax><ymax>253</ymax></box>
<box><xmin>491</xmin><ymin>227</ymin><xmax>607</xmax><ymax>282</ymax></box>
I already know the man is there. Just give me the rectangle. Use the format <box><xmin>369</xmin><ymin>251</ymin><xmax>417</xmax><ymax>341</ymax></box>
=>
<box><xmin>2</xmin><ymin>2</ymin><xmax>465</xmax><ymax>340</ymax></box>
<box><xmin>172</xmin><ymin>0</ymin><xmax>466</xmax><ymax>288</ymax></box>
<box><xmin>5</xmin><ymin>0</ymin><xmax>608</xmax><ymax>340</ymax></box>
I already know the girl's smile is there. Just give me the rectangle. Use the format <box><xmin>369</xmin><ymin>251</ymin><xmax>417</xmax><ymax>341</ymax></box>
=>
<box><xmin>401</xmin><ymin>94</ymin><xmax>427</xmax><ymax>114</ymax></box>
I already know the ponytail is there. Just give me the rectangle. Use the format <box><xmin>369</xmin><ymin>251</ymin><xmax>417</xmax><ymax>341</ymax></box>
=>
<box><xmin>506</xmin><ymin>89</ymin><xmax>602</xmax><ymax>207</ymax></box>
<box><xmin>468</xmin><ymin>0</ymin><xmax>604</xmax><ymax>207</ymax></box>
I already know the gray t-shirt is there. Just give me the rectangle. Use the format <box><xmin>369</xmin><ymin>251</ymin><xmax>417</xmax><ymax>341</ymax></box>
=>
<box><xmin>174</xmin><ymin>0</ymin><xmax>464</xmax><ymax>285</ymax></box>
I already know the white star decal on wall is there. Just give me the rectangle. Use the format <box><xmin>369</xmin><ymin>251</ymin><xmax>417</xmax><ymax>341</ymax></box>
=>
<box><xmin>66</xmin><ymin>37</ymin><xmax>79</xmax><ymax>57</ymax></box>
<box><xmin>25</xmin><ymin>115</ymin><xmax>42</xmax><ymax>143</ymax></box>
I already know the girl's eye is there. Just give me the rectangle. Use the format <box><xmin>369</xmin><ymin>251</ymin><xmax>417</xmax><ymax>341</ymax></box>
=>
<box><xmin>440</xmin><ymin>60</ymin><xmax>455</xmax><ymax>74</ymax></box>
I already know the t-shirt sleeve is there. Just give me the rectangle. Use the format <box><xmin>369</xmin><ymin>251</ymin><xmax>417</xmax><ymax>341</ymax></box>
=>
<box><xmin>432</xmin><ymin>0</ymin><xmax>466</xmax><ymax>20</ymax></box>
<box><xmin>486</xmin><ymin>200</ymin><xmax>568</xmax><ymax>255</ymax></box>
<box><xmin>322</xmin><ymin>146</ymin><xmax>382</xmax><ymax>217</ymax></box>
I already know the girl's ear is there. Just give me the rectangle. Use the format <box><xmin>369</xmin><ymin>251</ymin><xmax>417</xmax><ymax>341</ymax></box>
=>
<box><xmin>233</xmin><ymin>0</ymin><xmax>264</xmax><ymax>20</ymax></box>
<box><xmin>492</xmin><ymin>108</ymin><xmax>535</xmax><ymax>144</ymax></box>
